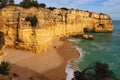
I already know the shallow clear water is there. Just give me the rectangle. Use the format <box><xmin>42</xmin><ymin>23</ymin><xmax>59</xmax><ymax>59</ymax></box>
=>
<box><xmin>76</xmin><ymin>21</ymin><xmax>120</xmax><ymax>78</ymax></box>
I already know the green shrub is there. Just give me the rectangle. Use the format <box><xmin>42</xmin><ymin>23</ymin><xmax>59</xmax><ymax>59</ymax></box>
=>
<box><xmin>20</xmin><ymin>0</ymin><xmax>40</xmax><ymax>8</ymax></box>
<box><xmin>20</xmin><ymin>0</ymin><xmax>32</xmax><ymax>8</ymax></box>
<box><xmin>0</xmin><ymin>61</ymin><xmax>10</xmax><ymax>75</ymax></box>
<box><xmin>39</xmin><ymin>3</ymin><xmax>46</xmax><ymax>8</ymax></box>
<box><xmin>47</xmin><ymin>7</ymin><xmax>57</xmax><ymax>11</ymax></box>
<box><xmin>60</xmin><ymin>7</ymin><xmax>69</xmax><ymax>10</ymax></box>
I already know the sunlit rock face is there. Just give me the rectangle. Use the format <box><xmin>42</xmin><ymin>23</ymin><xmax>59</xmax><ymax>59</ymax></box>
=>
<box><xmin>0</xmin><ymin>6</ymin><xmax>113</xmax><ymax>53</ymax></box>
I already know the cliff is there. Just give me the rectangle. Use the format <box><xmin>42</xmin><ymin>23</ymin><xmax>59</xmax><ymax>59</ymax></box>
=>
<box><xmin>0</xmin><ymin>6</ymin><xmax>113</xmax><ymax>53</ymax></box>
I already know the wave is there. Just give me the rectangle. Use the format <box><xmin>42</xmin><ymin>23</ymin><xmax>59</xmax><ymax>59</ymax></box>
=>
<box><xmin>68</xmin><ymin>38</ymin><xmax>81</xmax><ymax>43</ymax></box>
<box><xmin>90</xmin><ymin>42</ymin><xmax>111</xmax><ymax>51</ymax></box>
<box><xmin>65</xmin><ymin>46</ymin><xmax>83</xmax><ymax>80</ymax></box>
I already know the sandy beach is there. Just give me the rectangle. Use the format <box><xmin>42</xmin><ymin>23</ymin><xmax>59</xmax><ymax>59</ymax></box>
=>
<box><xmin>3</xmin><ymin>39</ymin><xmax>80</xmax><ymax>80</ymax></box>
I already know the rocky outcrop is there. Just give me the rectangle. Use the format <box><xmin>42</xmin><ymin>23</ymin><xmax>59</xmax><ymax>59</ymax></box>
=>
<box><xmin>0</xmin><ymin>6</ymin><xmax>113</xmax><ymax>53</ymax></box>
<box><xmin>0</xmin><ymin>31</ymin><xmax>5</xmax><ymax>63</ymax></box>
<box><xmin>0</xmin><ymin>32</ymin><xmax>5</xmax><ymax>50</ymax></box>
<box><xmin>82</xmin><ymin>34</ymin><xmax>94</xmax><ymax>39</ymax></box>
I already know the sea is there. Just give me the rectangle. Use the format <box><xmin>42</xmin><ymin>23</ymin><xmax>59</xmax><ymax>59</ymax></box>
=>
<box><xmin>75</xmin><ymin>20</ymin><xmax>120</xmax><ymax>78</ymax></box>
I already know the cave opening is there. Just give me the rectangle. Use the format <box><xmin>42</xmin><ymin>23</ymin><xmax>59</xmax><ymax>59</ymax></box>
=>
<box><xmin>83</xmin><ymin>28</ymin><xmax>88</xmax><ymax>32</ymax></box>
<box><xmin>97</xmin><ymin>24</ymin><xmax>105</xmax><ymax>28</ymax></box>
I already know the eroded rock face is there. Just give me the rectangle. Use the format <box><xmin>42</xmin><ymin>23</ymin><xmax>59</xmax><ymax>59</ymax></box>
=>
<box><xmin>0</xmin><ymin>6</ymin><xmax>113</xmax><ymax>53</ymax></box>
<box><xmin>0</xmin><ymin>32</ymin><xmax>5</xmax><ymax>50</ymax></box>
<box><xmin>0</xmin><ymin>31</ymin><xmax>5</xmax><ymax>63</ymax></box>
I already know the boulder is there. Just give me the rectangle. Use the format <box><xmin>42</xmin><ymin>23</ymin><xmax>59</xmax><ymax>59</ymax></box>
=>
<box><xmin>82</xmin><ymin>34</ymin><xmax>94</xmax><ymax>39</ymax></box>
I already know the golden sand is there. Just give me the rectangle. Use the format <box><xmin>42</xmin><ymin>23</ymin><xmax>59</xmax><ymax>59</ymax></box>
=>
<box><xmin>3</xmin><ymin>40</ymin><xmax>80</xmax><ymax>80</ymax></box>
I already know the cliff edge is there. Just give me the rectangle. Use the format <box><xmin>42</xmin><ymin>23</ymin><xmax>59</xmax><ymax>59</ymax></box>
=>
<box><xmin>0</xmin><ymin>6</ymin><xmax>113</xmax><ymax>53</ymax></box>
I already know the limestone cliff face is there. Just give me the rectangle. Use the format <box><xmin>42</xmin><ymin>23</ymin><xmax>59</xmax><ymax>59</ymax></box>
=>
<box><xmin>0</xmin><ymin>6</ymin><xmax>113</xmax><ymax>53</ymax></box>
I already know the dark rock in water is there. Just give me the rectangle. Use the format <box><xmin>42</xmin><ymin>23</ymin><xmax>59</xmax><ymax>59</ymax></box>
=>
<box><xmin>82</xmin><ymin>34</ymin><xmax>94</xmax><ymax>39</ymax></box>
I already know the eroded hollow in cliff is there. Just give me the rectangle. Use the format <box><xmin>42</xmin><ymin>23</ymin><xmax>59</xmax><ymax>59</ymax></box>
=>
<box><xmin>25</xmin><ymin>15</ymin><xmax>38</xmax><ymax>28</ymax></box>
<box><xmin>97</xmin><ymin>24</ymin><xmax>105</xmax><ymax>28</ymax></box>
<box><xmin>83</xmin><ymin>28</ymin><xmax>89</xmax><ymax>32</ymax></box>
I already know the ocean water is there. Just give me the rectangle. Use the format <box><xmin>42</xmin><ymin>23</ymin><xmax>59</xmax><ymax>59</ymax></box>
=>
<box><xmin>76</xmin><ymin>21</ymin><xmax>120</xmax><ymax>78</ymax></box>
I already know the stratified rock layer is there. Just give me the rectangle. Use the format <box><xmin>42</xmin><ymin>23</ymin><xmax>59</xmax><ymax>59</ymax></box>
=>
<box><xmin>0</xmin><ymin>6</ymin><xmax>113</xmax><ymax>53</ymax></box>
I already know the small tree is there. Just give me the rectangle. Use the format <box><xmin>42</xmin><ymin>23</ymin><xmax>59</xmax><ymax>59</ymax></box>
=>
<box><xmin>60</xmin><ymin>7</ymin><xmax>69</xmax><ymax>10</ymax></box>
<box><xmin>31</xmin><ymin>0</ymin><xmax>39</xmax><ymax>7</ymax></box>
<box><xmin>0</xmin><ymin>0</ymin><xmax>8</xmax><ymax>8</ymax></box>
<box><xmin>94</xmin><ymin>62</ymin><xmax>116</xmax><ymax>80</ymax></box>
<box><xmin>20</xmin><ymin>0</ymin><xmax>40</xmax><ymax>8</ymax></box>
<box><xmin>47</xmin><ymin>7</ymin><xmax>56</xmax><ymax>11</ymax></box>
<box><xmin>0</xmin><ymin>61</ymin><xmax>10</xmax><ymax>75</ymax></box>
<box><xmin>72</xmin><ymin>61</ymin><xmax>119</xmax><ymax>80</ymax></box>
<box><xmin>39</xmin><ymin>3</ymin><xmax>46</xmax><ymax>8</ymax></box>
<box><xmin>9</xmin><ymin>0</ymin><xmax>14</xmax><ymax>5</ymax></box>
<box><xmin>20</xmin><ymin>0</ymin><xmax>32</xmax><ymax>8</ymax></box>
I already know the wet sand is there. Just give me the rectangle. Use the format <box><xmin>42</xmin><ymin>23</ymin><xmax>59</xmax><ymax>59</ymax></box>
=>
<box><xmin>3</xmin><ymin>39</ymin><xmax>80</xmax><ymax>80</ymax></box>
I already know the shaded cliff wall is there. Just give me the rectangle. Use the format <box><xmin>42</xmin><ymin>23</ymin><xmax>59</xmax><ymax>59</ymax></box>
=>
<box><xmin>0</xmin><ymin>6</ymin><xmax>113</xmax><ymax>53</ymax></box>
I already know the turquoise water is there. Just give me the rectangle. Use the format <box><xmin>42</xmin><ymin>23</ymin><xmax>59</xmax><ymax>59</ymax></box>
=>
<box><xmin>76</xmin><ymin>21</ymin><xmax>120</xmax><ymax>78</ymax></box>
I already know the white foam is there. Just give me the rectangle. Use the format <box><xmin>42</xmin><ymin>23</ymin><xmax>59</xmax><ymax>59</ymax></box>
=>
<box><xmin>65</xmin><ymin>61</ymin><xmax>75</xmax><ymax>80</ymax></box>
<box><xmin>68</xmin><ymin>38</ymin><xmax>81</xmax><ymax>42</ymax></box>
<box><xmin>75</xmin><ymin>46</ymin><xmax>83</xmax><ymax>60</ymax></box>
<box><xmin>65</xmin><ymin>46</ymin><xmax>83</xmax><ymax>80</ymax></box>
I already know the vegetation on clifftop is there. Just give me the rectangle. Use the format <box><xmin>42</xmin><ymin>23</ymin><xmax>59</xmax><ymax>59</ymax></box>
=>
<box><xmin>0</xmin><ymin>0</ymin><xmax>70</xmax><ymax>10</ymax></box>
<box><xmin>19</xmin><ymin>0</ymin><xmax>46</xmax><ymax>8</ymax></box>
<box><xmin>0</xmin><ymin>0</ymin><xmax>47</xmax><ymax>8</ymax></box>
<box><xmin>0</xmin><ymin>0</ymin><xmax>14</xmax><ymax>8</ymax></box>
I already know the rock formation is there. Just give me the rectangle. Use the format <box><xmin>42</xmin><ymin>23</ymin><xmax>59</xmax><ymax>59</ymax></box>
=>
<box><xmin>0</xmin><ymin>6</ymin><xmax>113</xmax><ymax>53</ymax></box>
<box><xmin>82</xmin><ymin>34</ymin><xmax>94</xmax><ymax>39</ymax></box>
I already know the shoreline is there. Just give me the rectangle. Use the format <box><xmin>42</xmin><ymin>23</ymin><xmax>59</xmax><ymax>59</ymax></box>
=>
<box><xmin>43</xmin><ymin>39</ymin><xmax>80</xmax><ymax>80</ymax></box>
<box><xmin>65</xmin><ymin>39</ymin><xmax>82</xmax><ymax>80</ymax></box>
<box><xmin>2</xmin><ymin>39</ymin><xmax>80</xmax><ymax>80</ymax></box>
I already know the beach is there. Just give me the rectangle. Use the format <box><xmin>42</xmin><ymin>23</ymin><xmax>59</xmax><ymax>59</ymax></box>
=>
<box><xmin>3</xmin><ymin>39</ymin><xmax>80</xmax><ymax>80</ymax></box>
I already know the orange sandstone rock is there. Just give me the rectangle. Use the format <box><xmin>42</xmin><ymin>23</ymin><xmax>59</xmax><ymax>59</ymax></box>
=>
<box><xmin>0</xmin><ymin>6</ymin><xmax>113</xmax><ymax>53</ymax></box>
